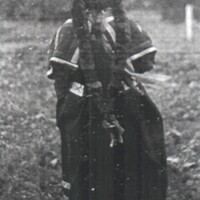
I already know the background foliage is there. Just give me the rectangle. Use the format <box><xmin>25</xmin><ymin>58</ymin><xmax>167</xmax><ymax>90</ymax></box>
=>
<box><xmin>0</xmin><ymin>3</ymin><xmax>200</xmax><ymax>200</ymax></box>
<box><xmin>0</xmin><ymin>0</ymin><xmax>200</xmax><ymax>21</ymax></box>
<box><xmin>0</xmin><ymin>0</ymin><xmax>72</xmax><ymax>20</ymax></box>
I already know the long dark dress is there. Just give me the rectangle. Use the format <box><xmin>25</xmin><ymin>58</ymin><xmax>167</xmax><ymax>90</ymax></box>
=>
<box><xmin>47</xmin><ymin>16</ymin><xmax>168</xmax><ymax>200</ymax></box>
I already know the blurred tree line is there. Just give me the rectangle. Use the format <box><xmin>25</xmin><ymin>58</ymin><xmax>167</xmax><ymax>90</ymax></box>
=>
<box><xmin>0</xmin><ymin>0</ymin><xmax>200</xmax><ymax>21</ymax></box>
<box><xmin>160</xmin><ymin>0</ymin><xmax>200</xmax><ymax>22</ymax></box>
<box><xmin>0</xmin><ymin>0</ymin><xmax>73</xmax><ymax>20</ymax></box>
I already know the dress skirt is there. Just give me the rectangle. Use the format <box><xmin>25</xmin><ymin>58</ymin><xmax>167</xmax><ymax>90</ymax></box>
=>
<box><xmin>57</xmin><ymin>85</ymin><xmax>168</xmax><ymax>200</ymax></box>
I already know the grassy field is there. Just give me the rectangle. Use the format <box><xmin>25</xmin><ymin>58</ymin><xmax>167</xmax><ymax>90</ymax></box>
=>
<box><xmin>0</xmin><ymin>10</ymin><xmax>200</xmax><ymax>200</ymax></box>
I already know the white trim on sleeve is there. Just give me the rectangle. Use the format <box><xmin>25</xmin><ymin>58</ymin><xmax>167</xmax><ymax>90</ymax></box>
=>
<box><xmin>127</xmin><ymin>47</ymin><xmax>157</xmax><ymax>62</ymax></box>
<box><xmin>54</xmin><ymin>26</ymin><xmax>62</xmax><ymax>50</ymax></box>
<box><xmin>103</xmin><ymin>17</ymin><xmax>116</xmax><ymax>43</ymax></box>
<box><xmin>105</xmin><ymin>16</ymin><xmax>114</xmax><ymax>23</ymax></box>
<box><xmin>64</xmin><ymin>18</ymin><xmax>73</xmax><ymax>24</ymax></box>
<box><xmin>46</xmin><ymin>67</ymin><xmax>53</xmax><ymax>77</ymax></box>
<box><xmin>50</xmin><ymin>57</ymin><xmax>79</xmax><ymax>69</ymax></box>
<box><xmin>70</xmin><ymin>48</ymin><xmax>80</xmax><ymax>64</ymax></box>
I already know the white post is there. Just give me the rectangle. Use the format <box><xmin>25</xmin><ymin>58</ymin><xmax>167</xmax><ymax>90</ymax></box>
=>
<box><xmin>185</xmin><ymin>4</ymin><xmax>194</xmax><ymax>41</ymax></box>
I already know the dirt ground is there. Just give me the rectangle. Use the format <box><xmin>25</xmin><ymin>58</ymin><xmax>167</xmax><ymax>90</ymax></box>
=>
<box><xmin>0</xmin><ymin>10</ymin><xmax>200</xmax><ymax>200</ymax></box>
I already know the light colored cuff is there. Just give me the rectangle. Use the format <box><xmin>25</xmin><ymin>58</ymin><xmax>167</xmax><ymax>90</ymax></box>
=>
<box><xmin>69</xmin><ymin>82</ymin><xmax>84</xmax><ymax>97</ymax></box>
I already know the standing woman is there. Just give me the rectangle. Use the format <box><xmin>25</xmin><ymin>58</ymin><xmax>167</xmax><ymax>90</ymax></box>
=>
<box><xmin>47</xmin><ymin>0</ymin><xmax>168</xmax><ymax>199</ymax></box>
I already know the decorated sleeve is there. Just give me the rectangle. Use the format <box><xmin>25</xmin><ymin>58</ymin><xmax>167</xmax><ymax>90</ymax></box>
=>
<box><xmin>125</xmin><ymin>20</ymin><xmax>157</xmax><ymax>74</ymax></box>
<box><xmin>47</xmin><ymin>19</ymin><xmax>80</xmax><ymax>79</ymax></box>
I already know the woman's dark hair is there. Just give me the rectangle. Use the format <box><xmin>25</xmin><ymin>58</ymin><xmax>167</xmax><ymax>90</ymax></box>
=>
<box><xmin>71</xmin><ymin>0</ymin><xmax>129</xmax><ymax>83</ymax></box>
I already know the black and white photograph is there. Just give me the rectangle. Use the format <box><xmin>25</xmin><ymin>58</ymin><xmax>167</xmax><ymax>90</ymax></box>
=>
<box><xmin>0</xmin><ymin>0</ymin><xmax>200</xmax><ymax>200</ymax></box>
